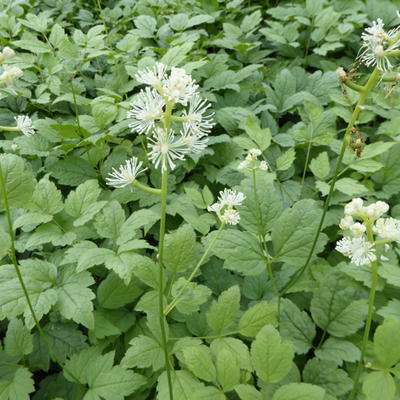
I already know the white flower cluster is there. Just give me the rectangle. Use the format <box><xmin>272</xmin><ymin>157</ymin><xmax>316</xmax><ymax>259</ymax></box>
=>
<box><xmin>0</xmin><ymin>47</ymin><xmax>22</xmax><ymax>89</ymax></box>
<box><xmin>208</xmin><ymin>189</ymin><xmax>245</xmax><ymax>225</ymax></box>
<box><xmin>106</xmin><ymin>157</ymin><xmax>147</xmax><ymax>188</ymax></box>
<box><xmin>357</xmin><ymin>15</ymin><xmax>400</xmax><ymax>72</ymax></box>
<box><xmin>127</xmin><ymin>62</ymin><xmax>214</xmax><ymax>172</ymax></box>
<box><xmin>15</xmin><ymin>115</ymin><xmax>35</xmax><ymax>136</ymax></box>
<box><xmin>238</xmin><ymin>148</ymin><xmax>268</xmax><ymax>171</ymax></box>
<box><xmin>336</xmin><ymin>198</ymin><xmax>400</xmax><ymax>266</ymax></box>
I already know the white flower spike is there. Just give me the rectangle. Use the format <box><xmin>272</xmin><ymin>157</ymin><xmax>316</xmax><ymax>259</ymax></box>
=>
<box><xmin>127</xmin><ymin>88</ymin><xmax>165</xmax><ymax>134</ymax></box>
<box><xmin>15</xmin><ymin>115</ymin><xmax>35</xmax><ymax>136</ymax></box>
<box><xmin>106</xmin><ymin>157</ymin><xmax>147</xmax><ymax>188</ymax></box>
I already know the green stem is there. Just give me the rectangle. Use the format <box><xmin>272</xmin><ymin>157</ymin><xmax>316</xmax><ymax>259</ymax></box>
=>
<box><xmin>298</xmin><ymin>137</ymin><xmax>313</xmax><ymax>200</ymax></box>
<box><xmin>133</xmin><ymin>180</ymin><xmax>162</xmax><ymax>196</ymax></box>
<box><xmin>348</xmin><ymin>224</ymin><xmax>378</xmax><ymax>400</ymax></box>
<box><xmin>0</xmin><ymin>163</ymin><xmax>83</xmax><ymax>389</ymax></box>
<box><xmin>345</xmin><ymin>80</ymin><xmax>364</xmax><ymax>93</ymax></box>
<box><xmin>164</xmin><ymin>222</ymin><xmax>225</xmax><ymax>316</ymax></box>
<box><xmin>69</xmin><ymin>80</ymin><xmax>82</xmax><ymax>136</ymax></box>
<box><xmin>251</xmin><ymin>164</ymin><xmax>280</xmax><ymax>305</ymax></box>
<box><xmin>158</xmin><ymin>168</ymin><xmax>174</xmax><ymax>400</ymax></box>
<box><xmin>280</xmin><ymin>68</ymin><xmax>380</xmax><ymax>297</ymax></box>
<box><xmin>0</xmin><ymin>126</ymin><xmax>19</xmax><ymax>132</ymax></box>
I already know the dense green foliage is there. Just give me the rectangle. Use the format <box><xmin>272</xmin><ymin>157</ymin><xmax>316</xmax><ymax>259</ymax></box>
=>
<box><xmin>1</xmin><ymin>0</ymin><xmax>400</xmax><ymax>399</ymax></box>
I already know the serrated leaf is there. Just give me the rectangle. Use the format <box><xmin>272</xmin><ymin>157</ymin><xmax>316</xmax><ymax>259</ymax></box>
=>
<box><xmin>272</xmin><ymin>383</ymin><xmax>325</xmax><ymax>400</ymax></box>
<box><xmin>157</xmin><ymin>370</ymin><xmax>204</xmax><ymax>400</ymax></box>
<box><xmin>310</xmin><ymin>271</ymin><xmax>368</xmax><ymax>337</ymax></box>
<box><xmin>251</xmin><ymin>325</ymin><xmax>293</xmax><ymax>384</ymax></box>
<box><xmin>64</xmin><ymin>348</ymin><xmax>146</xmax><ymax>400</ymax></box>
<box><xmin>272</xmin><ymin>199</ymin><xmax>328</xmax><ymax>265</ymax></box>
<box><xmin>235</xmin><ymin>384</ymin><xmax>263</xmax><ymax>400</ymax></box>
<box><xmin>314</xmin><ymin>338</ymin><xmax>360</xmax><ymax>366</ymax></box>
<box><xmin>0</xmin><ymin>154</ymin><xmax>36</xmax><ymax>211</ymax></box>
<box><xmin>276</xmin><ymin>148</ymin><xmax>296</xmax><ymax>171</ymax></box>
<box><xmin>374</xmin><ymin>317</ymin><xmax>400</xmax><ymax>368</ymax></box>
<box><xmin>182</xmin><ymin>345</ymin><xmax>216</xmax><ymax>382</ymax></box>
<box><xmin>0</xmin><ymin>260</ymin><xmax>57</xmax><ymax>329</ymax></box>
<box><xmin>238</xmin><ymin>301</ymin><xmax>277</xmax><ymax>337</ymax></box>
<box><xmin>54</xmin><ymin>265</ymin><xmax>95</xmax><ymax>329</ymax></box>
<box><xmin>243</xmin><ymin>117</ymin><xmax>271</xmax><ymax>151</ymax></box>
<box><xmin>171</xmin><ymin>278</ymin><xmax>211</xmax><ymax>314</ymax></box>
<box><xmin>216</xmin><ymin>348</ymin><xmax>240</xmax><ymax>391</ymax></box>
<box><xmin>362</xmin><ymin>371</ymin><xmax>395</xmax><ymax>400</ymax></box>
<box><xmin>0</xmin><ymin>364</ymin><xmax>35</xmax><ymax>400</ymax></box>
<box><xmin>93</xmin><ymin>201</ymin><xmax>125</xmax><ymax>239</ymax></box>
<box><xmin>122</xmin><ymin>335</ymin><xmax>164</xmax><ymax>371</ymax></box>
<box><xmin>97</xmin><ymin>273</ymin><xmax>143</xmax><ymax>309</ymax></box>
<box><xmin>48</xmin><ymin>157</ymin><xmax>97</xmax><ymax>186</ymax></box>
<box><xmin>239</xmin><ymin>174</ymin><xmax>282</xmax><ymax>236</ymax></box>
<box><xmin>206</xmin><ymin>286</ymin><xmax>240</xmax><ymax>334</ymax></box>
<box><xmin>29</xmin><ymin>176</ymin><xmax>64</xmax><ymax>215</ymax></box>
<box><xmin>164</xmin><ymin>224</ymin><xmax>200</xmax><ymax>273</ymax></box>
<box><xmin>335</xmin><ymin>177</ymin><xmax>368</xmax><ymax>196</ymax></box>
<box><xmin>309</xmin><ymin>152</ymin><xmax>330</xmax><ymax>180</ymax></box>
<box><xmin>0</xmin><ymin>227</ymin><xmax>11</xmax><ymax>260</ymax></box>
<box><xmin>210</xmin><ymin>338</ymin><xmax>252</xmax><ymax>372</ymax></box>
<box><xmin>303</xmin><ymin>359</ymin><xmax>353</xmax><ymax>397</ymax></box>
<box><xmin>210</xmin><ymin>230</ymin><xmax>266</xmax><ymax>275</ymax></box>
<box><xmin>280</xmin><ymin>298</ymin><xmax>316</xmax><ymax>354</ymax></box>
<box><xmin>4</xmin><ymin>319</ymin><xmax>33</xmax><ymax>358</ymax></box>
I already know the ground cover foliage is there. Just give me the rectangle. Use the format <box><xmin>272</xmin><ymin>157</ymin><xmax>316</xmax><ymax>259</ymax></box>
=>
<box><xmin>1</xmin><ymin>0</ymin><xmax>400</xmax><ymax>399</ymax></box>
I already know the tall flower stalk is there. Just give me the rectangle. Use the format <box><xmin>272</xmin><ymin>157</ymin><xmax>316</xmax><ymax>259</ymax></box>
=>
<box><xmin>106</xmin><ymin>61</ymin><xmax>226</xmax><ymax>400</ymax></box>
<box><xmin>334</xmin><ymin>199</ymin><xmax>400</xmax><ymax>399</ymax></box>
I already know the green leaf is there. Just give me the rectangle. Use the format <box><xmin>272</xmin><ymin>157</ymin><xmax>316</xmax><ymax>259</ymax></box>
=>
<box><xmin>29</xmin><ymin>176</ymin><xmax>64</xmax><ymax>215</ymax></box>
<box><xmin>91</xmin><ymin>96</ymin><xmax>118</xmax><ymax>127</ymax></box>
<box><xmin>272</xmin><ymin>199</ymin><xmax>328</xmax><ymax>265</ymax></box>
<box><xmin>362</xmin><ymin>371</ymin><xmax>395</xmax><ymax>400</ymax></box>
<box><xmin>239</xmin><ymin>174</ymin><xmax>282</xmax><ymax>236</ymax></box>
<box><xmin>303</xmin><ymin>359</ymin><xmax>353</xmax><ymax>397</ymax></box>
<box><xmin>54</xmin><ymin>265</ymin><xmax>95</xmax><ymax>329</ymax></box>
<box><xmin>211</xmin><ymin>230</ymin><xmax>265</xmax><ymax>275</ymax></box>
<box><xmin>64</xmin><ymin>348</ymin><xmax>145</xmax><ymax>400</ymax></box>
<box><xmin>210</xmin><ymin>338</ymin><xmax>252</xmax><ymax>372</ymax></box>
<box><xmin>335</xmin><ymin>177</ymin><xmax>368</xmax><ymax>196</ymax></box>
<box><xmin>314</xmin><ymin>338</ymin><xmax>360</xmax><ymax>366</ymax></box>
<box><xmin>0</xmin><ymin>227</ymin><xmax>11</xmax><ymax>260</ymax></box>
<box><xmin>161</xmin><ymin>42</ymin><xmax>194</xmax><ymax>67</ymax></box>
<box><xmin>182</xmin><ymin>345</ymin><xmax>216</xmax><ymax>382</ymax></box>
<box><xmin>235</xmin><ymin>384</ymin><xmax>263</xmax><ymax>400</ymax></box>
<box><xmin>0</xmin><ymin>363</ymin><xmax>35</xmax><ymax>400</ymax></box>
<box><xmin>4</xmin><ymin>319</ymin><xmax>33</xmax><ymax>358</ymax></box>
<box><xmin>97</xmin><ymin>273</ymin><xmax>143</xmax><ymax>309</ymax></box>
<box><xmin>216</xmin><ymin>348</ymin><xmax>240</xmax><ymax>391</ymax></box>
<box><xmin>0</xmin><ymin>154</ymin><xmax>36</xmax><ymax>211</ymax></box>
<box><xmin>206</xmin><ymin>286</ymin><xmax>240</xmax><ymax>334</ymax></box>
<box><xmin>134</xmin><ymin>15</ymin><xmax>157</xmax><ymax>38</ymax></box>
<box><xmin>29</xmin><ymin>322</ymin><xmax>88</xmax><ymax>371</ymax></box>
<box><xmin>0</xmin><ymin>260</ymin><xmax>58</xmax><ymax>329</ymax></box>
<box><xmin>190</xmin><ymin>387</ymin><xmax>225</xmax><ymax>400</ymax></box>
<box><xmin>93</xmin><ymin>201</ymin><xmax>125</xmax><ymax>239</ymax></box>
<box><xmin>243</xmin><ymin>117</ymin><xmax>271</xmax><ymax>151</ymax></box>
<box><xmin>309</xmin><ymin>152</ymin><xmax>330</xmax><ymax>180</ymax></box>
<box><xmin>238</xmin><ymin>301</ymin><xmax>277</xmax><ymax>337</ymax></box>
<box><xmin>65</xmin><ymin>180</ymin><xmax>106</xmax><ymax>226</ymax></box>
<box><xmin>280</xmin><ymin>299</ymin><xmax>316</xmax><ymax>355</ymax></box>
<box><xmin>276</xmin><ymin>148</ymin><xmax>296</xmax><ymax>171</ymax></box>
<box><xmin>48</xmin><ymin>157</ymin><xmax>97</xmax><ymax>186</ymax></box>
<box><xmin>374</xmin><ymin>317</ymin><xmax>400</xmax><ymax>368</ymax></box>
<box><xmin>310</xmin><ymin>271</ymin><xmax>368</xmax><ymax>337</ymax></box>
<box><xmin>164</xmin><ymin>224</ymin><xmax>200</xmax><ymax>273</ymax></box>
<box><xmin>251</xmin><ymin>325</ymin><xmax>294</xmax><ymax>384</ymax></box>
<box><xmin>122</xmin><ymin>335</ymin><xmax>164</xmax><ymax>371</ymax></box>
<box><xmin>157</xmin><ymin>370</ymin><xmax>204</xmax><ymax>400</ymax></box>
<box><xmin>171</xmin><ymin>278</ymin><xmax>211</xmax><ymax>314</ymax></box>
<box><xmin>272</xmin><ymin>383</ymin><xmax>325</xmax><ymax>400</ymax></box>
